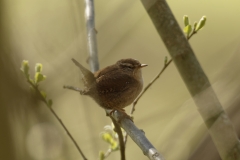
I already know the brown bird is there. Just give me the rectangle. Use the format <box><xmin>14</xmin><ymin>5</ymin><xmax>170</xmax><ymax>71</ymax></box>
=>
<box><xmin>65</xmin><ymin>58</ymin><xmax>147</xmax><ymax>116</ymax></box>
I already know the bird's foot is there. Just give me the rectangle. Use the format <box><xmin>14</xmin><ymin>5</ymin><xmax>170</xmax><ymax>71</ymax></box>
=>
<box><xmin>108</xmin><ymin>109</ymin><xmax>133</xmax><ymax>123</ymax></box>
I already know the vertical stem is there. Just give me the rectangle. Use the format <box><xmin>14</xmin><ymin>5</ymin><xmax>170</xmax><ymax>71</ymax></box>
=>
<box><xmin>84</xmin><ymin>0</ymin><xmax>99</xmax><ymax>72</ymax></box>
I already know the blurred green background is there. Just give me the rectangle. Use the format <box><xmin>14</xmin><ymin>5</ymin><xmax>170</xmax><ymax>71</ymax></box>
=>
<box><xmin>1</xmin><ymin>0</ymin><xmax>240</xmax><ymax>160</ymax></box>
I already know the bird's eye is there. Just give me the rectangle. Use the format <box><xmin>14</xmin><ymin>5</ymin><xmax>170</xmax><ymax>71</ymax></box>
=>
<box><xmin>127</xmin><ymin>66</ymin><xmax>134</xmax><ymax>69</ymax></box>
<box><xmin>122</xmin><ymin>63</ymin><xmax>134</xmax><ymax>69</ymax></box>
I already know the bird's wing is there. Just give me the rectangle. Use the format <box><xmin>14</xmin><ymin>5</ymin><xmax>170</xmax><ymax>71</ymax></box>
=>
<box><xmin>96</xmin><ymin>71</ymin><xmax>136</xmax><ymax>95</ymax></box>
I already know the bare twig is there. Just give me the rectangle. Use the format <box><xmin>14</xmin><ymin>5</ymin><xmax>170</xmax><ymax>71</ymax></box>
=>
<box><xmin>123</xmin><ymin>59</ymin><xmax>172</xmax><ymax>146</ymax></box>
<box><xmin>28</xmin><ymin>80</ymin><xmax>88</xmax><ymax>160</ymax></box>
<box><xmin>127</xmin><ymin>22</ymin><xmax>194</xmax><ymax>117</ymax></box>
<box><xmin>47</xmin><ymin>107</ymin><xmax>88</xmax><ymax>160</ymax></box>
<box><xmin>130</xmin><ymin>16</ymin><xmax>194</xmax><ymax>116</ymax></box>
<box><xmin>124</xmin><ymin>17</ymin><xmax>197</xmax><ymax>145</ymax></box>
<box><xmin>130</xmin><ymin>59</ymin><xmax>172</xmax><ymax>115</ymax></box>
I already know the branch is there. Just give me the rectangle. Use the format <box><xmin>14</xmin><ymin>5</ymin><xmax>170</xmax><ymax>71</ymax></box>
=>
<box><xmin>21</xmin><ymin>61</ymin><xmax>88</xmax><ymax>160</ymax></box>
<box><xmin>110</xmin><ymin>110</ymin><xmax>165</xmax><ymax>160</ymax></box>
<box><xmin>84</xmin><ymin>0</ymin><xmax>99</xmax><ymax>72</ymax></box>
<box><xmin>141</xmin><ymin>0</ymin><xmax>240</xmax><ymax>159</ymax></box>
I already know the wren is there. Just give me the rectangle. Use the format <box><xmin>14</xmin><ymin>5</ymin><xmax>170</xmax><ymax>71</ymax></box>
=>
<box><xmin>65</xmin><ymin>58</ymin><xmax>147</xmax><ymax>114</ymax></box>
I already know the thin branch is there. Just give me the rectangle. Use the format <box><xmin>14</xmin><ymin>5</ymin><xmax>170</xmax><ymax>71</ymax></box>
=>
<box><xmin>130</xmin><ymin>59</ymin><xmax>172</xmax><ymax>115</ymax></box>
<box><xmin>110</xmin><ymin>117</ymin><xmax>125</xmax><ymax>160</ymax></box>
<box><xmin>28</xmin><ymin>80</ymin><xmax>88</xmax><ymax>160</ymax></box>
<box><xmin>123</xmin><ymin>59</ymin><xmax>172</xmax><ymax>146</ymax></box>
<box><xmin>130</xmin><ymin>17</ymin><xmax>195</xmax><ymax>116</ymax></box>
<box><xmin>124</xmin><ymin>18</ymin><xmax>198</xmax><ymax>145</ymax></box>
<box><xmin>47</xmin><ymin>106</ymin><xmax>88</xmax><ymax>160</ymax></box>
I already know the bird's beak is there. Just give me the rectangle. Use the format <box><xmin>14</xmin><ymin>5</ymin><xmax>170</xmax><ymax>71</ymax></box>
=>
<box><xmin>140</xmin><ymin>64</ymin><xmax>148</xmax><ymax>68</ymax></box>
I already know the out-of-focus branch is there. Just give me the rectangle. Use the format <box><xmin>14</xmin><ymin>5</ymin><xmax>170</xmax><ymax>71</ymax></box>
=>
<box><xmin>84</xmin><ymin>0</ymin><xmax>99</xmax><ymax>72</ymax></box>
<box><xmin>28</xmin><ymin>84</ymin><xmax>88</xmax><ymax>160</ymax></box>
<box><xmin>20</xmin><ymin>61</ymin><xmax>88</xmax><ymax>160</ymax></box>
<box><xmin>141</xmin><ymin>0</ymin><xmax>240</xmax><ymax>159</ymax></box>
<box><xmin>20</xmin><ymin>74</ymin><xmax>87</xmax><ymax>160</ymax></box>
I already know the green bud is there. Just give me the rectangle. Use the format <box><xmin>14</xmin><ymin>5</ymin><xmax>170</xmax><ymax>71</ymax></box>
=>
<box><xmin>35</xmin><ymin>63</ymin><xmax>43</xmax><ymax>73</ymax></box>
<box><xmin>183</xmin><ymin>15</ymin><xmax>189</xmax><ymax>26</ymax></box>
<box><xmin>184</xmin><ymin>25</ymin><xmax>192</xmax><ymax>36</ymax></box>
<box><xmin>193</xmin><ymin>21</ymin><xmax>198</xmax><ymax>31</ymax></box>
<box><xmin>102</xmin><ymin>133</ymin><xmax>113</xmax><ymax>143</ymax></box>
<box><xmin>110</xmin><ymin>141</ymin><xmax>119</xmax><ymax>150</ymax></box>
<box><xmin>34</xmin><ymin>72</ymin><xmax>46</xmax><ymax>83</ymax></box>
<box><xmin>21</xmin><ymin>60</ymin><xmax>30</xmax><ymax>79</ymax></box>
<box><xmin>196</xmin><ymin>16</ymin><xmax>206</xmax><ymax>31</ymax></box>
<box><xmin>40</xmin><ymin>91</ymin><xmax>47</xmax><ymax>99</ymax></box>
<box><xmin>101</xmin><ymin>132</ymin><xmax>118</xmax><ymax>150</ymax></box>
